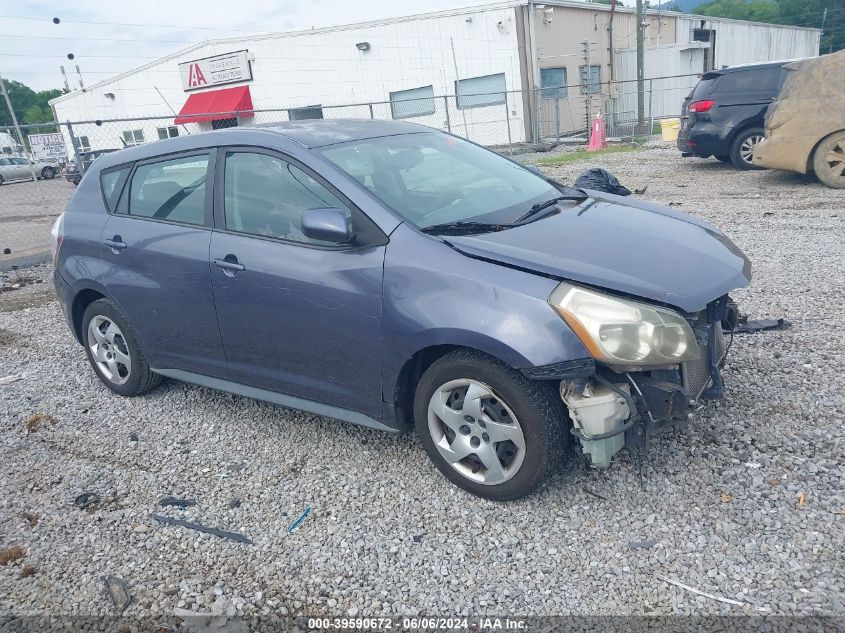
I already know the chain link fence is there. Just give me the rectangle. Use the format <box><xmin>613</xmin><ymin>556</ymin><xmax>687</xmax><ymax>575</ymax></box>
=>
<box><xmin>1</xmin><ymin>74</ymin><xmax>693</xmax><ymax>267</ymax></box>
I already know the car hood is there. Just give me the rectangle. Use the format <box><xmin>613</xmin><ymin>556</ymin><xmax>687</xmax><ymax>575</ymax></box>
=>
<box><xmin>444</xmin><ymin>191</ymin><xmax>751</xmax><ymax>313</ymax></box>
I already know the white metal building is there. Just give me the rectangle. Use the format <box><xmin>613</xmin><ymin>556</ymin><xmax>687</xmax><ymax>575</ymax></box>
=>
<box><xmin>50</xmin><ymin>1</ymin><xmax>820</xmax><ymax>151</ymax></box>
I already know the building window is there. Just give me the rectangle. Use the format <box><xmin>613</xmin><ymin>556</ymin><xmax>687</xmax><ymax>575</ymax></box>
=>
<box><xmin>78</xmin><ymin>136</ymin><xmax>91</xmax><ymax>152</ymax></box>
<box><xmin>212</xmin><ymin>118</ymin><xmax>239</xmax><ymax>130</ymax></box>
<box><xmin>540</xmin><ymin>68</ymin><xmax>567</xmax><ymax>99</ymax></box>
<box><xmin>579</xmin><ymin>65</ymin><xmax>602</xmax><ymax>95</ymax></box>
<box><xmin>122</xmin><ymin>129</ymin><xmax>145</xmax><ymax>146</ymax></box>
<box><xmin>390</xmin><ymin>85</ymin><xmax>436</xmax><ymax>119</ymax></box>
<box><xmin>288</xmin><ymin>106</ymin><xmax>324</xmax><ymax>121</ymax></box>
<box><xmin>455</xmin><ymin>73</ymin><xmax>506</xmax><ymax>109</ymax></box>
<box><xmin>157</xmin><ymin>126</ymin><xmax>179</xmax><ymax>140</ymax></box>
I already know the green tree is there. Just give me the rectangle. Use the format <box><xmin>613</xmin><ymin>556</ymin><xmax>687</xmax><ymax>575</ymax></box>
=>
<box><xmin>691</xmin><ymin>0</ymin><xmax>842</xmax><ymax>52</ymax></box>
<box><xmin>778</xmin><ymin>0</ymin><xmax>843</xmax><ymax>53</ymax></box>
<box><xmin>0</xmin><ymin>81</ymin><xmax>62</xmax><ymax>129</ymax></box>
<box><xmin>695</xmin><ymin>0</ymin><xmax>781</xmax><ymax>23</ymax></box>
<box><xmin>23</xmin><ymin>104</ymin><xmax>51</xmax><ymax>125</ymax></box>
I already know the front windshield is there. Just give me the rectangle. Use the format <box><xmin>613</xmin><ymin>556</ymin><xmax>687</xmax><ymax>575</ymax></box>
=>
<box><xmin>320</xmin><ymin>132</ymin><xmax>560</xmax><ymax>228</ymax></box>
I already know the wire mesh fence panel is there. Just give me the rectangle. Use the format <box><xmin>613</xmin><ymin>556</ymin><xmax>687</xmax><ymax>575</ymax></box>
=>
<box><xmin>1</xmin><ymin>123</ymin><xmax>76</xmax><ymax>264</ymax></box>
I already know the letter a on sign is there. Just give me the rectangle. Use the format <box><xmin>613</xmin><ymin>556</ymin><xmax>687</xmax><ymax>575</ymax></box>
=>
<box><xmin>188</xmin><ymin>63</ymin><xmax>207</xmax><ymax>87</ymax></box>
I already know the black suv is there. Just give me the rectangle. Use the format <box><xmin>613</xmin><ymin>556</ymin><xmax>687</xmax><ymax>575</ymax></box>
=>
<box><xmin>678</xmin><ymin>61</ymin><xmax>792</xmax><ymax>169</ymax></box>
<box><xmin>65</xmin><ymin>148</ymin><xmax>120</xmax><ymax>185</ymax></box>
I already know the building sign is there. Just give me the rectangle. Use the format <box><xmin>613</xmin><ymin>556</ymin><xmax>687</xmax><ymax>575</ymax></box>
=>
<box><xmin>28</xmin><ymin>133</ymin><xmax>67</xmax><ymax>161</ymax></box>
<box><xmin>179</xmin><ymin>50</ymin><xmax>252</xmax><ymax>92</ymax></box>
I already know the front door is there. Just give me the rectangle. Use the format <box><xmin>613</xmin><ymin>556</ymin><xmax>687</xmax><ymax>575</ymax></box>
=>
<box><xmin>209</xmin><ymin>148</ymin><xmax>386</xmax><ymax>419</ymax></box>
<box><xmin>100</xmin><ymin>150</ymin><xmax>228</xmax><ymax>377</ymax></box>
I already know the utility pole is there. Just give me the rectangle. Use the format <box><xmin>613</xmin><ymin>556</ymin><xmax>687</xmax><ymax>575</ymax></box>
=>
<box><xmin>0</xmin><ymin>73</ymin><xmax>25</xmax><ymax>154</ymax></box>
<box><xmin>636</xmin><ymin>0</ymin><xmax>645</xmax><ymax>130</ymax></box>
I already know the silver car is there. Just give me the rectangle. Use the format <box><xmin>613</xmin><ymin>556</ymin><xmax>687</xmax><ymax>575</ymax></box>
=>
<box><xmin>0</xmin><ymin>157</ymin><xmax>60</xmax><ymax>184</ymax></box>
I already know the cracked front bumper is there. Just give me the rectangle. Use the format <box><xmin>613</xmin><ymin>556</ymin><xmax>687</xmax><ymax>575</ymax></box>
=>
<box><xmin>557</xmin><ymin>297</ymin><xmax>736</xmax><ymax>468</ymax></box>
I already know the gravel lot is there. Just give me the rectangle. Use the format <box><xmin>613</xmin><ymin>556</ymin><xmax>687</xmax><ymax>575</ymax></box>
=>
<box><xmin>1</xmin><ymin>145</ymin><xmax>843</xmax><ymax>623</ymax></box>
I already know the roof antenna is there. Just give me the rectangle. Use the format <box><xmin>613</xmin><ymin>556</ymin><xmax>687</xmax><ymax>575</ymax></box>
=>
<box><xmin>154</xmin><ymin>86</ymin><xmax>191</xmax><ymax>135</ymax></box>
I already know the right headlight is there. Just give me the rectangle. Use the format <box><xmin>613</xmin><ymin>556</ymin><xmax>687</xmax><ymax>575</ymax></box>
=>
<box><xmin>549</xmin><ymin>282</ymin><xmax>700</xmax><ymax>366</ymax></box>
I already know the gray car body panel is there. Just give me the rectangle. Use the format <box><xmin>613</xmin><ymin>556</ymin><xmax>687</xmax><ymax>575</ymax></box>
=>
<box><xmin>56</xmin><ymin>121</ymin><xmax>750</xmax><ymax>432</ymax></box>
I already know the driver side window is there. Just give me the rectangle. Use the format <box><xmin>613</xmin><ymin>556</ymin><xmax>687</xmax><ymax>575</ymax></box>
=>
<box><xmin>223</xmin><ymin>151</ymin><xmax>349</xmax><ymax>245</ymax></box>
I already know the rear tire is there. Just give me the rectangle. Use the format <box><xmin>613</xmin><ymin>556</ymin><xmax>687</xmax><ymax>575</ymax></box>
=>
<box><xmin>413</xmin><ymin>350</ymin><xmax>567</xmax><ymax>501</ymax></box>
<box><xmin>41</xmin><ymin>167</ymin><xmax>55</xmax><ymax>180</ymax></box>
<box><xmin>812</xmin><ymin>131</ymin><xmax>845</xmax><ymax>189</ymax></box>
<box><xmin>730</xmin><ymin>127</ymin><xmax>765</xmax><ymax>170</ymax></box>
<box><xmin>81</xmin><ymin>298</ymin><xmax>161</xmax><ymax>397</ymax></box>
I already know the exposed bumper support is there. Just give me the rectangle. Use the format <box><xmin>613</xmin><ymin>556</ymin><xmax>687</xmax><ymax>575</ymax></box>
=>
<box><xmin>557</xmin><ymin>296</ymin><xmax>737</xmax><ymax>469</ymax></box>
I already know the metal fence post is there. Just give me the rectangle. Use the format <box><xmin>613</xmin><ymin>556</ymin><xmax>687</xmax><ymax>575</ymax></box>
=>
<box><xmin>647</xmin><ymin>78</ymin><xmax>654</xmax><ymax>138</ymax></box>
<box><xmin>555</xmin><ymin>97</ymin><xmax>560</xmax><ymax>143</ymax></box>
<box><xmin>504</xmin><ymin>96</ymin><xmax>512</xmax><ymax>146</ymax></box>
<box><xmin>66</xmin><ymin>120</ymin><xmax>81</xmax><ymax>159</ymax></box>
<box><xmin>443</xmin><ymin>96</ymin><xmax>451</xmax><ymax>133</ymax></box>
<box><xmin>368</xmin><ymin>103</ymin><xmax>374</xmax><ymax>119</ymax></box>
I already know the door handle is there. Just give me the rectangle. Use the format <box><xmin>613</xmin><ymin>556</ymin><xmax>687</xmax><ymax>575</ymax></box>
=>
<box><xmin>104</xmin><ymin>236</ymin><xmax>127</xmax><ymax>253</ymax></box>
<box><xmin>213</xmin><ymin>255</ymin><xmax>245</xmax><ymax>276</ymax></box>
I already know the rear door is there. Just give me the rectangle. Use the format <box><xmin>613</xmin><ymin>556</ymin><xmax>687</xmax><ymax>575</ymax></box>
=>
<box><xmin>709</xmin><ymin>66</ymin><xmax>784</xmax><ymax>127</ymax></box>
<box><xmin>11</xmin><ymin>158</ymin><xmax>31</xmax><ymax>180</ymax></box>
<box><xmin>209</xmin><ymin>147</ymin><xmax>386</xmax><ymax>418</ymax></box>
<box><xmin>99</xmin><ymin>150</ymin><xmax>228</xmax><ymax>377</ymax></box>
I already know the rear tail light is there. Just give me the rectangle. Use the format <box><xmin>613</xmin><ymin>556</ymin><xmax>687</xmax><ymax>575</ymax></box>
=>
<box><xmin>689</xmin><ymin>99</ymin><xmax>716</xmax><ymax>113</ymax></box>
<box><xmin>50</xmin><ymin>213</ymin><xmax>64</xmax><ymax>267</ymax></box>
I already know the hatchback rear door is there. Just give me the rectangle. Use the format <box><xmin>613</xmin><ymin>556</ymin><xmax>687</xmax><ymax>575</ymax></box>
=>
<box><xmin>99</xmin><ymin>150</ymin><xmax>229</xmax><ymax>377</ymax></box>
<box><xmin>208</xmin><ymin>147</ymin><xmax>386</xmax><ymax>420</ymax></box>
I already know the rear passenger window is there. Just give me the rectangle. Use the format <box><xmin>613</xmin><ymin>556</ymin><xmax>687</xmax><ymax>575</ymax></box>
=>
<box><xmin>223</xmin><ymin>152</ymin><xmax>349</xmax><ymax>244</ymax></box>
<box><xmin>100</xmin><ymin>167</ymin><xmax>129</xmax><ymax>212</ymax></box>
<box><xmin>127</xmin><ymin>154</ymin><xmax>209</xmax><ymax>226</ymax></box>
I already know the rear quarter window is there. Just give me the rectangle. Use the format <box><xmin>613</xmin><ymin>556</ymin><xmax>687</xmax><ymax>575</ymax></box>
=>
<box><xmin>100</xmin><ymin>167</ymin><xmax>130</xmax><ymax>212</ymax></box>
<box><xmin>691</xmin><ymin>75</ymin><xmax>721</xmax><ymax>100</ymax></box>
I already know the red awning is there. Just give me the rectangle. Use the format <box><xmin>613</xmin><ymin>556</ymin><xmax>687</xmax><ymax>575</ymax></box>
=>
<box><xmin>174</xmin><ymin>86</ymin><xmax>254</xmax><ymax>125</ymax></box>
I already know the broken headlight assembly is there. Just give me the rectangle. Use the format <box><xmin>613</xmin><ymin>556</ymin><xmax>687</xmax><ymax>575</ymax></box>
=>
<box><xmin>548</xmin><ymin>282</ymin><xmax>699</xmax><ymax>366</ymax></box>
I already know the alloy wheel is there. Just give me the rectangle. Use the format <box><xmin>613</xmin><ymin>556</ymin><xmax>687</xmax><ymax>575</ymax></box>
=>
<box><xmin>821</xmin><ymin>139</ymin><xmax>845</xmax><ymax>182</ymax></box>
<box><xmin>87</xmin><ymin>315</ymin><xmax>132</xmax><ymax>385</ymax></box>
<box><xmin>427</xmin><ymin>379</ymin><xmax>526</xmax><ymax>485</ymax></box>
<box><xmin>739</xmin><ymin>134</ymin><xmax>763</xmax><ymax>164</ymax></box>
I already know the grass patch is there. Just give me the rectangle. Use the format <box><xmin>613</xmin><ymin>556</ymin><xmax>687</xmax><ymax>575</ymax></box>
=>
<box><xmin>532</xmin><ymin>144</ymin><xmax>642</xmax><ymax>166</ymax></box>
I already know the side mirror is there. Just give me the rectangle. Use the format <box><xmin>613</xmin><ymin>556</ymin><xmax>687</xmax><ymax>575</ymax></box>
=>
<box><xmin>301</xmin><ymin>208</ymin><xmax>355</xmax><ymax>244</ymax></box>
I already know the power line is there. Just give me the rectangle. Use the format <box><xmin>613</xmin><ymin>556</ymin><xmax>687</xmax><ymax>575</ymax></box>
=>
<box><xmin>0</xmin><ymin>33</ymin><xmax>205</xmax><ymax>45</ymax></box>
<box><xmin>0</xmin><ymin>14</ymin><xmax>270</xmax><ymax>33</ymax></box>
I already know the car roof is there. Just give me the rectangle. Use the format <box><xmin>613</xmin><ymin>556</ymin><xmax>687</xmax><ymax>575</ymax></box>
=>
<box><xmin>710</xmin><ymin>58</ymin><xmax>811</xmax><ymax>75</ymax></box>
<box><xmin>92</xmin><ymin>119</ymin><xmax>431</xmax><ymax>172</ymax></box>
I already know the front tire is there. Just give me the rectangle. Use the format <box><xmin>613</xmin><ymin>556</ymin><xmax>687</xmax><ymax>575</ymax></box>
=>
<box><xmin>812</xmin><ymin>131</ymin><xmax>845</xmax><ymax>189</ymax></box>
<box><xmin>414</xmin><ymin>350</ymin><xmax>566</xmax><ymax>501</ymax></box>
<box><xmin>81</xmin><ymin>298</ymin><xmax>161</xmax><ymax>396</ymax></box>
<box><xmin>730</xmin><ymin>127</ymin><xmax>765</xmax><ymax>170</ymax></box>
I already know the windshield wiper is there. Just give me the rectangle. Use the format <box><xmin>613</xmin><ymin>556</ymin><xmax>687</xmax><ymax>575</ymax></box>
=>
<box><xmin>421</xmin><ymin>188</ymin><xmax>589</xmax><ymax>236</ymax></box>
<box><xmin>420</xmin><ymin>221</ymin><xmax>510</xmax><ymax>236</ymax></box>
<box><xmin>512</xmin><ymin>188</ymin><xmax>588</xmax><ymax>224</ymax></box>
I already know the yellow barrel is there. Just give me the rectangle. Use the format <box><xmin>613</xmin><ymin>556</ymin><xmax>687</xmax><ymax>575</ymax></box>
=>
<box><xmin>660</xmin><ymin>118</ymin><xmax>680</xmax><ymax>142</ymax></box>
